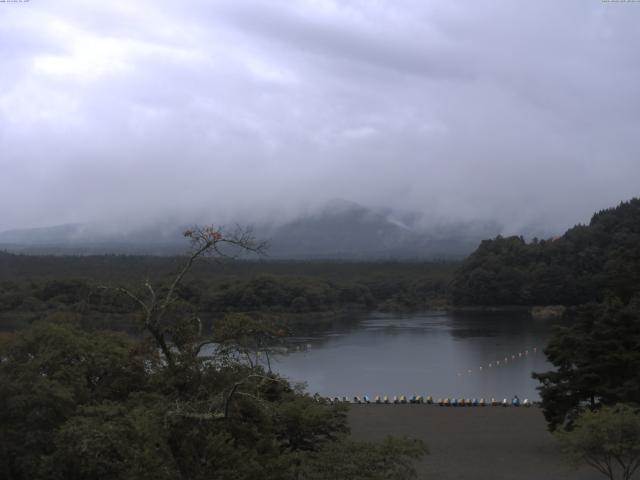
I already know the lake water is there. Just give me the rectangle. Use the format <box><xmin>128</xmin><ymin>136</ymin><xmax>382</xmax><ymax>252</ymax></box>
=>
<box><xmin>272</xmin><ymin>311</ymin><xmax>559</xmax><ymax>400</ymax></box>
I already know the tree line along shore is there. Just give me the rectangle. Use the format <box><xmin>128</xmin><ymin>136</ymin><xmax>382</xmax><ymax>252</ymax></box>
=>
<box><xmin>2</xmin><ymin>199</ymin><xmax>638</xmax><ymax>334</ymax></box>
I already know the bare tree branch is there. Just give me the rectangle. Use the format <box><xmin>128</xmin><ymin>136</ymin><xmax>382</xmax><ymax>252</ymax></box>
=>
<box><xmin>98</xmin><ymin>285</ymin><xmax>150</xmax><ymax>317</ymax></box>
<box><xmin>224</xmin><ymin>374</ymin><xmax>284</xmax><ymax>418</ymax></box>
<box><xmin>100</xmin><ymin>224</ymin><xmax>265</xmax><ymax>371</ymax></box>
<box><xmin>194</xmin><ymin>339</ymin><xmax>218</xmax><ymax>357</ymax></box>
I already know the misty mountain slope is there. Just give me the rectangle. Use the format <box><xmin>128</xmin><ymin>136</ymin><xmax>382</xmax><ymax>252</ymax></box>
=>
<box><xmin>0</xmin><ymin>222</ymin><xmax>186</xmax><ymax>245</ymax></box>
<box><xmin>0</xmin><ymin>201</ymin><xmax>503</xmax><ymax>259</ymax></box>
<box><xmin>264</xmin><ymin>201</ymin><xmax>501</xmax><ymax>259</ymax></box>
<box><xmin>0</xmin><ymin>224</ymin><xmax>84</xmax><ymax>244</ymax></box>
<box><xmin>264</xmin><ymin>200</ymin><xmax>415</xmax><ymax>258</ymax></box>
<box><xmin>0</xmin><ymin>222</ymin><xmax>189</xmax><ymax>255</ymax></box>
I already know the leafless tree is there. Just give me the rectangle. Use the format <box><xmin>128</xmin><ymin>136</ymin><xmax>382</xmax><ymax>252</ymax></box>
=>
<box><xmin>102</xmin><ymin>225</ymin><xmax>266</xmax><ymax>369</ymax></box>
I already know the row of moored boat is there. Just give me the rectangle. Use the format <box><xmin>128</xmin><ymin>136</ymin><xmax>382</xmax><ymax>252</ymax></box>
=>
<box><xmin>326</xmin><ymin>395</ymin><xmax>533</xmax><ymax>407</ymax></box>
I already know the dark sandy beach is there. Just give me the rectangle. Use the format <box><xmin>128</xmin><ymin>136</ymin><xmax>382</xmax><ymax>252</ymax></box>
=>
<box><xmin>348</xmin><ymin>405</ymin><xmax>602</xmax><ymax>480</ymax></box>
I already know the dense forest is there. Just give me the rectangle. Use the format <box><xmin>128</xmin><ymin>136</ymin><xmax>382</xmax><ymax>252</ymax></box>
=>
<box><xmin>452</xmin><ymin>198</ymin><xmax>640</xmax><ymax>306</ymax></box>
<box><xmin>0</xmin><ymin>227</ymin><xmax>427</xmax><ymax>479</ymax></box>
<box><xmin>0</xmin><ymin>254</ymin><xmax>454</xmax><ymax>332</ymax></box>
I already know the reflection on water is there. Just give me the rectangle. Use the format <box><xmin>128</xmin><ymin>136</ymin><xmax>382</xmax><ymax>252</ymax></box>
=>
<box><xmin>272</xmin><ymin>311</ymin><xmax>559</xmax><ymax>400</ymax></box>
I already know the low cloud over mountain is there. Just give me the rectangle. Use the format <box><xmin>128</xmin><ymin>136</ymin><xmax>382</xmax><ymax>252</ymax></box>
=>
<box><xmin>0</xmin><ymin>200</ymin><xmax>508</xmax><ymax>259</ymax></box>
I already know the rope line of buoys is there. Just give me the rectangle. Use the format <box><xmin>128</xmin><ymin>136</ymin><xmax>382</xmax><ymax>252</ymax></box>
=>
<box><xmin>322</xmin><ymin>395</ymin><xmax>534</xmax><ymax>407</ymax></box>
<box><xmin>456</xmin><ymin>346</ymin><xmax>538</xmax><ymax>377</ymax></box>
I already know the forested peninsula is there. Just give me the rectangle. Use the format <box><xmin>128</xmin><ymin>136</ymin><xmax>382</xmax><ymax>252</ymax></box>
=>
<box><xmin>452</xmin><ymin>198</ymin><xmax>640</xmax><ymax>307</ymax></box>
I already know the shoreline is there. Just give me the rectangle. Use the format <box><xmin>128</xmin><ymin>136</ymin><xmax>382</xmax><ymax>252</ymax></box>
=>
<box><xmin>348</xmin><ymin>405</ymin><xmax>600</xmax><ymax>480</ymax></box>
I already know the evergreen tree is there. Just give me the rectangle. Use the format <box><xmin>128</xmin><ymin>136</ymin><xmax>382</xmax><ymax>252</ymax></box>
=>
<box><xmin>533</xmin><ymin>298</ymin><xmax>640</xmax><ymax>430</ymax></box>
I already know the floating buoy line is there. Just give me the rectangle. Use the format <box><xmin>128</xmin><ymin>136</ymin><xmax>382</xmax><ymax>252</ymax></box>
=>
<box><xmin>456</xmin><ymin>346</ymin><xmax>538</xmax><ymax>378</ymax></box>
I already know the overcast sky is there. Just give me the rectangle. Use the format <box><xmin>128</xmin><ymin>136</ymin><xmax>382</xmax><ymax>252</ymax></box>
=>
<box><xmin>1</xmin><ymin>0</ymin><xmax>639</xmax><ymax>233</ymax></box>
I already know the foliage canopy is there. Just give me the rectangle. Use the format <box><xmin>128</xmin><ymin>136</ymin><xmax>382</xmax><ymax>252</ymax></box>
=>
<box><xmin>533</xmin><ymin>298</ymin><xmax>640</xmax><ymax>431</ymax></box>
<box><xmin>452</xmin><ymin>198</ymin><xmax>640</xmax><ymax>306</ymax></box>
<box><xmin>556</xmin><ymin>404</ymin><xmax>640</xmax><ymax>480</ymax></box>
<box><xmin>0</xmin><ymin>225</ymin><xmax>426</xmax><ymax>479</ymax></box>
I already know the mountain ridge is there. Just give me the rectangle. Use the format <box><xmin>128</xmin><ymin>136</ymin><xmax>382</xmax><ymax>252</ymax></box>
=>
<box><xmin>0</xmin><ymin>201</ymin><xmax>505</xmax><ymax>259</ymax></box>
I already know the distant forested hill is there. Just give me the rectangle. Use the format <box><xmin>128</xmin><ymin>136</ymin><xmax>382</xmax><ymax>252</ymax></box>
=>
<box><xmin>452</xmin><ymin>198</ymin><xmax>640</xmax><ymax>306</ymax></box>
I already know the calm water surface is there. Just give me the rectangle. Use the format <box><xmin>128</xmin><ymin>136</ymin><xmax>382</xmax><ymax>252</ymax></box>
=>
<box><xmin>272</xmin><ymin>311</ymin><xmax>559</xmax><ymax>400</ymax></box>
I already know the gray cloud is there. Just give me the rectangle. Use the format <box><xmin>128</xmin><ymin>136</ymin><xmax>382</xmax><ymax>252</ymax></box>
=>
<box><xmin>213</xmin><ymin>1</ymin><xmax>473</xmax><ymax>80</ymax></box>
<box><xmin>0</xmin><ymin>0</ymin><xmax>638</xmax><ymax>234</ymax></box>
